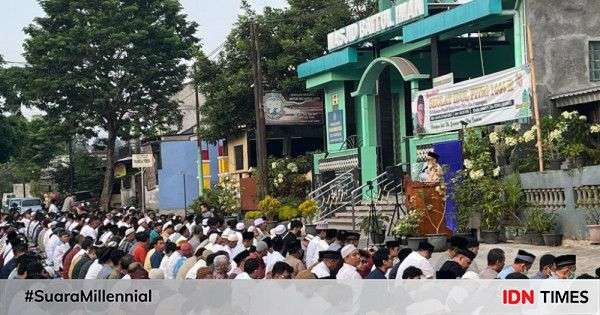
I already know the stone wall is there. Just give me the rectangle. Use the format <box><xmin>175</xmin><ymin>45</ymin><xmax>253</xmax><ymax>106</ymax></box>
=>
<box><xmin>526</xmin><ymin>0</ymin><xmax>600</xmax><ymax>114</ymax></box>
<box><xmin>519</xmin><ymin>165</ymin><xmax>600</xmax><ymax>239</ymax></box>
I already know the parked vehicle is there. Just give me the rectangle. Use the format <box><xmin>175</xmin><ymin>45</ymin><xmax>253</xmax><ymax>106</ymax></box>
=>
<box><xmin>8</xmin><ymin>198</ymin><xmax>43</xmax><ymax>214</ymax></box>
<box><xmin>2</xmin><ymin>193</ymin><xmax>17</xmax><ymax>210</ymax></box>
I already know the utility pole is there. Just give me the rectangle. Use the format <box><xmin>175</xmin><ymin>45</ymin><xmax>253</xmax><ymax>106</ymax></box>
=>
<box><xmin>194</xmin><ymin>73</ymin><xmax>204</xmax><ymax>197</ymax></box>
<box><xmin>250</xmin><ymin>20</ymin><xmax>268</xmax><ymax>198</ymax></box>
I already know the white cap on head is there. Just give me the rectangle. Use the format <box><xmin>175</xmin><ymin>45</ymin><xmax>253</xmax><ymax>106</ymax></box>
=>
<box><xmin>227</xmin><ymin>233</ymin><xmax>238</xmax><ymax>242</ymax></box>
<box><xmin>254</xmin><ymin>218</ymin><xmax>265</xmax><ymax>226</ymax></box>
<box><xmin>273</xmin><ymin>224</ymin><xmax>286</xmax><ymax>236</ymax></box>
<box><xmin>235</xmin><ymin>222</ymin><xmax>245</xmax><ymax>230</ymax></box>
<box><xmin>103</xmin><ymin>218</ymin><xmax>110</xmax><ymax>226</ymax></box>
<box><xmin>137</xmin><ymin>218</ymin><xmax>145</xmax><ymax>225</ymax></box>
<box><xmin>136</xmin><ymin>226</ymin><xmax>145</xmax><ymax>233</ymax></box>
<box><xmin>174</xmin><ymin>223</ymin><xmax>183</xmax><ymax>232</ymax></box>
<box><xmin>129</xmin><ymin>206</ymin><xmax>136</xmax><ymax>210</ymax></box>
<box><xmin>162</xmin><ymin>221</ymin><xmax>173</xmax><ymax>230</ymax></box>
<box><xmin>223</xmin><ymin>227</ymin><xmax>231</xmax><ymax>235</ymax></box>
<box><xmin>341</xmin><ymin>244</ymin><xmax>357</xmax><ymax>259</ymax></box>
<box><xmin>202</xmin><ymin>218</ymin><xmax>208</xmax><ymax>226</ymax></box>
<box><xmin>125</xmin><ymin>228</ymin><xmax>135</xmax><ymax>236</ymax></box>
<box><xmin>221</xmin><ymin>230</ymin><xmax>229</xmax><ymax>237</ymax></box>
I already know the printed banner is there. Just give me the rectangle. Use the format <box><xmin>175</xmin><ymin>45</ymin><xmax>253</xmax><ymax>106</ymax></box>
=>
<box><xmin>413</xmin><ymin>66</ymin><xmax>532</xmax><ymax>134</ymax></box>
<box><xmin>1</xmin><ymin>280</ymin><xmax>599</xmax><ymax>315</ymax></box>
<box><xmin>263</xmin><ymin>93</ymin><xmax>323</xmax><ymax>125</ymax></box>
<box><xmin>327</xmin><ymin>109</ymin><xmax>344</xmax><ymax>144</ymax></box>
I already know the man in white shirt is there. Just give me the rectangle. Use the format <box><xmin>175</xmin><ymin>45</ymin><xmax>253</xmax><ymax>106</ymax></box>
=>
<box><xmin>80</xmin><ymin>217</ymin><xmax>100</xmax><ymax>240</ymax></box>
<box><xmin>52</xmin><ymin>230</ymin><xmax>71</xmax><ymax>273</ymax></box>
<box><xmin>265</xmin><ymin>238</ymin><xmax>285</xmax><ymax>275</ymax></box>
<box><xmin>310</xmin><ymin>250</ymin><xmax>341</xmax><ymax>279</ymax></box>
<box><xmin>45</xmin><ymin>229</ymin><xmax>62</xmax><ymax>266</ymax></box>
<box><xmin>336</xmin><ymin>244</ymin><xmax>362</xmax><ymax>280</ymax></box>
<box><xmin>395</xmin><ymin>241</ymin><xmax>435</xmax><ymax>280</ymax></box>
<box><xmin>234</xmin><ymin>257</ymin><xmax>262</xmax><ymax>279</ymax></box>
<box><xmin>305</xmin><ymin>222</ymin><xmax>330</xmax><ymax>268</ymax></box>
<box><xmin>228</xmin><ymin>233</ymin><xmax>245</xmax><ymax>259</ymax></box>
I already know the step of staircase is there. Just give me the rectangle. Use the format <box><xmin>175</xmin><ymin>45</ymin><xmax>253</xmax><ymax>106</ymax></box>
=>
<box><xmin>323</xmin><ymin>203</ymin><xmax>402</xmax><ymax>231</ymax></box>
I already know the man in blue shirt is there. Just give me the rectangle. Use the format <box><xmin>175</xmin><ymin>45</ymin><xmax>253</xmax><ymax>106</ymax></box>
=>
<box><xmin>497</xmin><ymin>249</ymin><xmax>536</xmax><ymax>279</ymax></box>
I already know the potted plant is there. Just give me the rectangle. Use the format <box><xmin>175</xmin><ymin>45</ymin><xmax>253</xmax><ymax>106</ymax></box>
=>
<box><xmin>257</xmin><ymin>195</ymin><xmax>282</xmax><ymax>223</ymax></box>
<box><xmin>541</xmin><ymin>213</ymin><xmax>563</xmax><ymax>247</ymax></box>
<box><xmin>298</xmin><ymin>199</ymin><xmax>319</xmax><ymax>235</ymax></box>
<box><xmin>524</xmin><ymin>207</ymin><xmax>545</xmax><ymax>246</ymax></box>
<box><xmin>359</xmin><ymin>210</ymin><xmax>389</xmax><ymax>245</ymax></box>
<box><xmin>391</xmin><ymin>208</ymin><xmax>424</xmax><ymax>249</ymax></box>
<box><xmin>585</xmin><ymin>208</ymin><xmax>600</xmax><ymax>244</ymax></box>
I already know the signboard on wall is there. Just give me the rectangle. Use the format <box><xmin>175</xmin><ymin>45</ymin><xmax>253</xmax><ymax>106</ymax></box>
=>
<box><xmin>263</xmin><ymin>93</ymin><xmax>323</xmax><ymax>125</ymax></box>
<box><xmin>412</xmin><ymin>66</ymin><xmax>532</xmax><ymax>134</ymax></box>
<box><xmin>327</xmin><ymin>109</ymin><xmax>344</xmax><ymax>144</ymax></box>
<box><xmin>141</xmin><ymin>145</ymin><xmax>157</xmax><ymax>190</ymax></box>
<box><xmin>132</xmin><ymin>154</ymin><xmax>154</xmax><ymax>168</ymax></box>
<box><xmin>327</xmin><ymin>0</ymin><xmax>427</xmax><ymax>51</ymax></box>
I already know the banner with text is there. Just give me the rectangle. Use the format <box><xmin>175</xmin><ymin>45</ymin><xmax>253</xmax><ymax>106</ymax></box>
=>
<box><xmin>412</xmin><ymin>66</ymin><xmax>532</xmax><ymax>134</ymax></box>
<box><xmin>264</xmin><ymin>93</ymin><xmax>323</xmax><ymax>125</ymax></box>
<box><xmin>1</xmin><ymin>280</ymin><xmax>600</xmax><ymax>315</ymax></box>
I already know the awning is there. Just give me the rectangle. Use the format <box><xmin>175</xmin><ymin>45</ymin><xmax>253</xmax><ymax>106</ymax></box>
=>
<box><xmin>550</xmin><ymin>85</ymin><xmax>600</xmax><ymax>108</ymax></box>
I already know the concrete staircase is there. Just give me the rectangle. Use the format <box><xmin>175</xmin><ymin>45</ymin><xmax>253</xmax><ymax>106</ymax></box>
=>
<box><xmin>325</xmin><ymin>203</ymin><xmax>399</xmax><ymax>231</ymax></box>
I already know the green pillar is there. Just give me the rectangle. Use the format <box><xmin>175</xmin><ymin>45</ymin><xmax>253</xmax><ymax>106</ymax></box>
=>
<box><xmin>358</xmin><ymin>94</ymin><xmax>378</xmax><ymax>198</ymax></box>
<box><xmin>391</xmin><ymin>73</ymin><xmax>407</xmax><ymax>165</ymax></box>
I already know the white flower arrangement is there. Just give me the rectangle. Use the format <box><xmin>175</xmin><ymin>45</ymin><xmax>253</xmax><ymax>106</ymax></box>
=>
<box><xmin>493</xmin><ymin>167</ymin><xmax>500</xmax><ymax>177</ymax></box>
<box><xmin>511</xmin><ymin>123</ymin><xmax>521</xmax><ymax>131</ymax></box>
<box><xmin>463</xmin><ymin>159</ymin><xmax>473</xmax><ymax>170</ymax></box>
<box><xmin>489</xmin><ymin>132</ymin><xmax>499</xmax><ymax>144</ymax></box>
<box><xmin>579</xmin><ymin>115</ymin><xmax>587</xmax><ymax>121</ymax></box>
<box><xmin>591</xmin><ymin>124</ymin><xmax>600</xmax><ymax>133</ymax></box>
<box><xmin>548</xmin><ymin>129</ymin><xmax>563</xmax><ymax>142</ymax></box>
<box><xmin>469</xmin><ymin>169</ymin><xmax>485</xmax><ymax>180</ymax></box>
<box><xmin>521</xmin><ymin>126</ymin><xmax>537</xmax><ymax>142</ymax></box>
<box><xmin>287</xmin><ymin>163</ymin><xmax>298</xmax><ymax>173</ymax></box>
<box><xmin>504</xmin><ymin>136</ymin><xmax>518</xmax><ymax>147</ymax></box>
<box><xmin>271</xmin><ymin>162</ymin><xmax>278</xmax><ymax>169</ymax></box>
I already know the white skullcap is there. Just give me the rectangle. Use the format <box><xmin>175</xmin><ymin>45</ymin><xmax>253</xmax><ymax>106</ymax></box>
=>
<box><xmin>273</xmin><ymin>224</ymin><xmax>286</xmax><ymax>236</ymax></box>
<box><xmin>227</xmin><ymin>233</ymin><xmax>238</xmax><ymax>242</ymax></box>
<box><xmin>176</xmin><ymin>236</ymin><xmax>188</xmax><ymax>245</ymax></box>
<box><xmin>341</xmin><ymin>244</ymin><xmax>357</xmax><ymax>259</ymax></box>
<box><xmin>85</xmin><ymin>218</ymin><xmax>90</xmax><ymax>223</ymax></box>
<box><xmin>129</xmin><ymin>206</ymin><xmax>136</xmax><ymax>210</ymax></box>
<box><xmin>202</xmin><ymin>218</ymin><xmax>208</xmax><ymax>226</ymax></box>
<box><xmin>125</xmin><ymin>228</ymin><xmax>135</xmax><ymax>236</ymax></box>
<box><xmin>107</xmin><ymin>241</ymin><xmax>118</xmax><ymax>247</ymax></box>
<box><xmin>103</xmin><ymin>218</ymin><xmax>111</xmax><ymax>226</ymax></box>
<box><xmin>235</xmin><ymin>222</ymin><xmax>245</xmax><ymax>230</ymax></box>
<box><xmin>136</xmin><ymin>226</ymin><xmax>145</xmax><ymax>233</ymax></box>
<box><xmin>48</xmin><ymin>221</ymin><xmax>57</xmax><ymax>228</ymax></box>
<box><xmin>254</xmin><ymin>218</ymin><xmax>265</xmax><ymax>226</ymax></box>
<box><xmin>137</xmin><ymin>218</ymin><xmax>145</xmax><ymax>225</ymax></box>
<box><xmin>223</xmin><ymin>227</ymin><xmax>231</xmax><ymax>235</ymax></box>
<box><xmin>144</xmin><ymin>216</ymin><xmax>152</xmax><ymax>224</ymax></box>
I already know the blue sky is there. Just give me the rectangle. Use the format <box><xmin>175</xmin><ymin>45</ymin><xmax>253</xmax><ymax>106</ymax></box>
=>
<box><xmin>0</xmin><ymin>0</ymin><xmax>288</xmax><ymax>63</ymax></box>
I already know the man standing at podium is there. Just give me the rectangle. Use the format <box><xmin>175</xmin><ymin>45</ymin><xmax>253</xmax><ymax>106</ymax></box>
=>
<box><xmin>419</xmin><ymin>152</ymin><xmax>445</xmax><ymax>184</ymax></box>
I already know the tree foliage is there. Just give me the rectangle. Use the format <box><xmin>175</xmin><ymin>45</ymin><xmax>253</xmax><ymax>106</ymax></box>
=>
<box><xmin>24</xmin><ymin>0</ymin><xmax>199</xmax><ymax>209</ymax></box>
<box><xmin>50</xmin><ymin>150</ymin><xmax>105</xmax><ymax>196</ymax></box>
<box><xmin>194</xmin><ymin>0</ymin><xmax>376</xmax><ymax>141</ymax></box>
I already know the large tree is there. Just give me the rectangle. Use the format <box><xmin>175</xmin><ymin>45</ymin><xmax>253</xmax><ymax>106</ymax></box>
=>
<box><xmin>194</xmin><ymin>0</ymin><xmax>376</xmax><ymax>142</ymax></box>
<box><xmin>24</xmin><ymin>0</ymin><xmax>198</xmax><ymax>210</ymax></box>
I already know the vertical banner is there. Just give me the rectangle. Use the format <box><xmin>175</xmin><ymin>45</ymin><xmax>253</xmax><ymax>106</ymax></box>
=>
<box><xmin>413</xmin><ymin>66</ymin><xmax>532</xmax><ymax>134</ymax></box>
<box><xmin>433</xmin><ymin>140</ymin><xmax>463</xmax><ymax>232</ymax></box>
<box><xmin>327</xmin><ymin>108</ymin><xmax>344</xmax><ymax>144</ymax></box>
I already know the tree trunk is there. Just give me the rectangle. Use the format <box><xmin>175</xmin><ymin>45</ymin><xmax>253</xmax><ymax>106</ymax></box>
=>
<box><xmin>68</xmin><ymin>137</ymin><xmax>75</xmax><ymax>193</ymax></box>
<box><xmin>100</xmin><ymin>127</ymin><xmax>117</xmax><ymax>211</ymax></box>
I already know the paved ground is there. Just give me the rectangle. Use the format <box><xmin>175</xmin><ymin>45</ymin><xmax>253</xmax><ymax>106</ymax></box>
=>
<box><xmin>431</xmin><ymin>240</ymin><xmax>600</xmax><ymax>277</ymax></box>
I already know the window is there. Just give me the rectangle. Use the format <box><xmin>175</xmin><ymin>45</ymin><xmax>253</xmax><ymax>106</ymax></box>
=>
<box><xmin>234</xmin><ymin>145</ymin><xmax>244</xmax><ymax>170</ymax></box>
<box><xmin>590</xmin><ymin>41</ymin><xmax>600</xmax><ymax>81</ymax></box>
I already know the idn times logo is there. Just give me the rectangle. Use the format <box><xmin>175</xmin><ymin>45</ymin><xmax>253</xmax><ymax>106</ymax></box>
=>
<box><xmin>502</xmin><ymin>289</ymin><xmax>590</xmax><ymax>305</ymax></box>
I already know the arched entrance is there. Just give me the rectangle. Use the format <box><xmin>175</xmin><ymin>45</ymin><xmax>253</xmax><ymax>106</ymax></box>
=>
<box><xmin>350</xmin><ymin>57</ymin><xmax>429</xmax><ymax>188</ymax></box>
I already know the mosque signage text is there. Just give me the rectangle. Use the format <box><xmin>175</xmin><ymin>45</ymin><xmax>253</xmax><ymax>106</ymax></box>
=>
<box><xmin>327</xmin><ymin>0</ymin><xmax>427</xmax><ymax>51</ymax></box>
